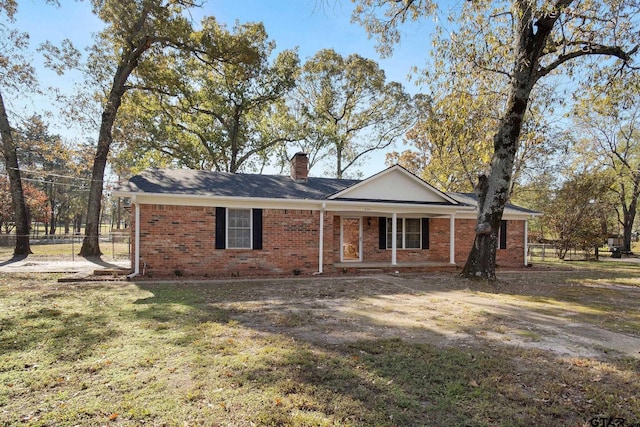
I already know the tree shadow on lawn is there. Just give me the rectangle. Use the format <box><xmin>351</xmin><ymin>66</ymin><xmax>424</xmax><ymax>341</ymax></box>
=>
<box><xmin>1</xmin><ymin>292</ymin><xmax>120</xmax><ymax>365</ymax></box>
<box><xmin>132</xmin><ymin>270</ymin><xmax>640</xmax><ymax>350</ymax></box>
<box><xmin>130</xmin><ymin>274</ymin><xmax>640</xmax><ymax>425</ymax></box>
<box><xmin>130</xmin><ymin>271</ymin><xmax>640</xmax><ymax>355</ymax></box>
<box><xmin>81</xmin><ymin>255</ymin><xmax>130</xmax><ymax>269</ymax></box>
<box><xmin>0</xmin><ymin>254</ymin><xmax>128</xmax><ymax>272</ymax></box>
<box><xmin>0</xmin><ymin>254</ymin><xmax>28</xmax><ymax>267</ymax></box>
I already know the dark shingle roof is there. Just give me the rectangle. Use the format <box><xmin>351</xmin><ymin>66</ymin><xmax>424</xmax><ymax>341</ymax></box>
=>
<box><xmin>117</xmin><ymin>169</ymin><xmax>540</xmax><ymax>215</ymax></box>
<box><xmin>449</xmin><ymin>192</ymin><xmax>540</xmax><ymax>215</ymax></box>
<box><xmin>119</xmin><ymin>168</ymin><xmax>360</xmax><ymax>200</ymax></box>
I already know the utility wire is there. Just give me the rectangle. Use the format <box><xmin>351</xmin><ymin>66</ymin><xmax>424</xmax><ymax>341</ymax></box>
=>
<box><xmin>7</xmin><ymin>167</ymin><xmax>104</xmax><ymax>183</ymax></box>
<box><xmin>0</xmin><ymin>173</ymin><xmax>93</xmax><ymax>190</ymax></box>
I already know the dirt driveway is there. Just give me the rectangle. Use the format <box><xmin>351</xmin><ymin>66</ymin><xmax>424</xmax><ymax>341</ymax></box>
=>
<box><xmin>192</xmin><ymin>270</ymin><xmax>640</xmax><ymax>361</ymax></box>
<box><xmin>3</xmin><ymin>257</ymin><xmax>638</xmax><ymax>361</ymax></box>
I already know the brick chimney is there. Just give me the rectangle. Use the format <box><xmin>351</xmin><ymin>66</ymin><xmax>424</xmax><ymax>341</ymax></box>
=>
<box><xmin>290</xmin><ymin>152</ymin><xmax>309</xmax><ymax>183</ymax></box>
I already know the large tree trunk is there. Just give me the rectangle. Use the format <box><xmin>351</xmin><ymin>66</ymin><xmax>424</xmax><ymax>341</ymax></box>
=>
<box><xmin>79</xmin><ymin>115</ymin><xmax>114</xmax><ymax>256</ymax></box>
<box><xmin>79</xmin><ymin>37</ymin><xmax>150</xmax><ymax>256</ymax></box>
<box><xmin>49</xmin><ymin>207</ymin><xmax>57</xmax><ymax>235</ymax></box>
<box><xmin>78</xmin><ymin>0</ymin><xmax>162</xmax><ymax>256</ymax></box>
<box><xmin>622</xmin><ymin>208</ymin><xmax>634</xmax><ymax>253</ymax></box>
<box><xmin>0</xmin><ymin>89</ymin><xmax>31</xmax><ymax>256</ymax></box>
<box><xmin>461</xmin><ymin>1</ymin><xmax>547</xmax><ymax>280</ymax></box>
<box><xmin>80</xmin><ymin>90</ymin><xmax>127</xmax><ymax>255</ymax></box>
<box><xmin>621</xmin><ymin>180</ymin><xmax>639</xmax><ymax>253</ymax></box>
<box><xmin>74</xmin><ymin>215</ymin><xmax>82</xmax><ymax>234</ymax></box>
<box><xmin>461</xmin><ymin>76</ymin><xmax>533</xmax><ymax>279</ymax></box>
<box><xmin>336</xmin><ymin>143</ymin><xmax>343</xmax><ymax>179</ymax></box>
<box><xmin>48</xmin><ymin>185</ymin><xmax>57</xmax><ymax>235</ymax></box>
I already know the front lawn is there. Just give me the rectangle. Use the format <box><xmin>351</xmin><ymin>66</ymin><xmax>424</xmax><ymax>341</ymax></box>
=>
<box><xmin>0</xmin><ymin>241</ymin><xmax>130</xmax><ymax>260</ymax></box>
<box><xmin>1</xmin><ymin>264</ymin><xmax>639</xmax><ymax>426</ymax></box>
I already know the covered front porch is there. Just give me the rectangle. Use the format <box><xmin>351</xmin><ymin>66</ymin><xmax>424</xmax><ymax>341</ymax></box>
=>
<box><xmin>333</xmin><ymin>260</ymin><xmax>458</xmax><ymax>273</ymax></box>
<box><xmin>319</xmin><ymin>209</ymin><xmax>468</xmax><ymax>275</ymax></box>
<box><xmin>314</xmin><ymin>166</ymin><xmax>475</xmax><ymax>274</ymax></box>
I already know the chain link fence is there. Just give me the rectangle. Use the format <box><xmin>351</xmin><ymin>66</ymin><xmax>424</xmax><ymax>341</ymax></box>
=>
<box><xmin>0</xmin><ymin>232</ymin><xmax>131</xmax><ymax>260</ymax></box>
<box><xmin>528</xmin><ymin>243</ymin><xmax>618</xmax><ymax>262</ymax></box>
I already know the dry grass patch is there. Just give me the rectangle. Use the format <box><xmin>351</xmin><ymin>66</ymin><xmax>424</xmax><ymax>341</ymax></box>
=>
<box><xmin>1</xmin><ymin>264</ymin><xmax>640</xmax><ymax>426</ymax></box>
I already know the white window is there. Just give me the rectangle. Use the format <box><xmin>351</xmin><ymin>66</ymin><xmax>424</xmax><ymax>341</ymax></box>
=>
<box><xmin>227</xmin><ymin>208</ymin><xmax>252</xmax><ymax>249</ymax></box>
<box><xmin>386</xmin><ymin>218</ymin><xmax>421</xmax><ymax>249</ymax></box>
<box><xmin>405</xmin><ymin>218</ymin><xmax>421</xmax><ymax>249</ymax></box>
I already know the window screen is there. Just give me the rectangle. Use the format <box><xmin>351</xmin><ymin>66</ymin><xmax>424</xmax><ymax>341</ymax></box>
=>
<box><xmin>227</xmin><ymin>209</ymin><xmax>252</xmax><ymax>249</ymax></box>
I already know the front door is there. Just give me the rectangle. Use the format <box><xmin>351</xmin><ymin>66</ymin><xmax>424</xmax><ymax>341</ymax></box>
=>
<box><xmin>341</xmin><ymin>217</ymin><xmax>362</xmax><ymax>262</ymax></box>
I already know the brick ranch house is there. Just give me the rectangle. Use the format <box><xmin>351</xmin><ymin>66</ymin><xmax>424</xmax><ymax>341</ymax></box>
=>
<box><xmin>113</xmin><ymin>153</ymin><xmax>540</xmax><ymax>277</ymax></box>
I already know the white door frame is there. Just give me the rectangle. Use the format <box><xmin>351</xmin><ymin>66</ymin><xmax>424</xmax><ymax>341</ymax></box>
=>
<box><xmin>340</xmin><ymin>216</ymin><xmax>362</xmax><ymax>262</ymax></box>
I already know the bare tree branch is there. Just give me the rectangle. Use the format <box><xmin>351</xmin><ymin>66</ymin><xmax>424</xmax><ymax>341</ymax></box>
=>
<box><xmin>538</xmin><ymin>43</ymin><xmax>639</xmax><ymax>77</ymax></box>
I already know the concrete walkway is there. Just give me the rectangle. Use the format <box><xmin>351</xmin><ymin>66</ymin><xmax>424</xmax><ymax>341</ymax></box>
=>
<box><xmin>0</xmin><ymin>256</ymin><xmax>131</xmax><ymax>274</ymax></box>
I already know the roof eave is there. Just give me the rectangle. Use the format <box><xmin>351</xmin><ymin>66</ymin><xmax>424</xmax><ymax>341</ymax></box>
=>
<box><xmin>111</xmin><ymin>190</ymin><xmax>474</xmax><ymax>214</ymax></box>
<box><xmin>112</xmin><ymin>191</ymin><xmax>323</xmax><ymax>208</ymax></box>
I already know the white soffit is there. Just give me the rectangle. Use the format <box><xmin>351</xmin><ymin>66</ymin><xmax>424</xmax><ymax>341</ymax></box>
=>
<box><xmin>329</xmin><ymin>166</ymin><xmax>458</xmax><ymax>204</ymax></box>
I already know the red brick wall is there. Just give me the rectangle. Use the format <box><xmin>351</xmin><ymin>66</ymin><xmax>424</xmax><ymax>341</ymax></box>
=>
<box><xmin>335</xmin><ymin>216</ymin><xmax>524</xmax><ymax>267</ymax></box>
<box><xmin>133</xmin><ymin>205</ymin><xmax>525</xmax><ymax>277</ymax></box>
<box><xmin>450</xmin><ymin>218</ymin><xmax>525</xmax><ymax>267</ymax></box>
<box><xmin>359</xmin><ymin>217</ymin><xmax>435</xmax><ymax>263</ymax></box>
<box><xmin>497</xmin><ymin>220</ymin><xmax>525</xmax><ymax>267</ymax></box>
<box><xmin>453</xmin><ymin>219</ymin><xmax>476</xmax><ymax>262</ymax></box>
<box><xmin>427</xmin><ymin>218</ymin><xmax>451</xmax><ymax>262</ymax></box>
<box><xmin>353</xmin><ymin>217</ymin><xmax>451</xmax><ymax>264</ymax></box>
<box><xmin>137</xmin><ymin>204</ymin><xmax>216</xmax><ymax>276</ymax></box>
<box><xmin>136</xmin><ymin>204</ymin><xmax>328</xmax><ymax>277</ymax></box>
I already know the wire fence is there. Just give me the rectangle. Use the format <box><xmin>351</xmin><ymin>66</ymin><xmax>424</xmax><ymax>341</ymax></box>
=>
<box><xmin>528</xmin><ymin>243</ymin><xmax>618</xmax><ymax>262</ymax></box>
<box><xmin>0</xmin><ymin>232</ymin><xmax>131</xmax><ymax>260</ymax></box>
<box><xmin>0</xmin><ymin>236</ymin><xmax>625</xmax><ymax>263</ymax></box>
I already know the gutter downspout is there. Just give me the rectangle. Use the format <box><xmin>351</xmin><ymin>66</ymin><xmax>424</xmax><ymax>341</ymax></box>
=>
<box><xmin>449</xmin><ymin>214</ymin><xmax>456</xmax><ymax>264</ymax></box>
<box><xmin>524</xmin><ymin>219</ymin><xmax>529</xmax><ymax>267</ymax></box>
<box><xmin>391</xmin><ymin>212</ymin><xmax>397</xmax><ymax>265</ymax></box>
<box><xmin>317</xmin><ymin>203</ymin><xmax>325</xmax><ymax>274</ymax></box>
<box><xmin>127</xmin><ymin>197</ymin><xmax>140</xmax><ymax>279</ymax></box>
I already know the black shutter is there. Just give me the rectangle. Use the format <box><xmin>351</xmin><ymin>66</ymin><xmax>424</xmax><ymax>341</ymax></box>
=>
<box><xmin>379</xmin><ymin>217</ymin><xmax>387</xmax><ymax>249</ymax></box>
<box><xmin>421</xmin><ymin>218</ymin><xmax>430</xmax><ymax>249</ymax></box>
<box><xmin>215</xmin><ymin>207</ymin><xmax>226</xmax><ymax>249</ymax></box>
<box><xmin>252</xmin><ymin>209</ymin><xmax>263</xmax><ymax>250</ymax></box>
<box><xmin>499</xmin><ymin>220</ymin><xmax>507</xmax><ymax>249</ymax></box>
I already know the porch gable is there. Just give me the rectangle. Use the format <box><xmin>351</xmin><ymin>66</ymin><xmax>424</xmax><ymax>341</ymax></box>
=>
<box><xmin>328</xmin><ymin>165</ymin><xmax>459</xmax><ymax>205</ymax></box>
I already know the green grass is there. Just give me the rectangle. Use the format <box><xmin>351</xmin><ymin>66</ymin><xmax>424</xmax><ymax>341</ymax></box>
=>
<box><xmin>1</xmin><ymin>269</ymin><xmax>640</xmax><ymax>426</ymax></box>
<box><xmin>0</xmin><ymin>241</ymin><xmax>130</xmax><ymax>259</ymax></box>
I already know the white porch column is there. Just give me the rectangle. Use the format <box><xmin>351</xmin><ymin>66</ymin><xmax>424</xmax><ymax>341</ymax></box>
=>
<box><xmin>131</xmin><ymin>196</ymin><xmax>140</xmax><ymax>276</ymax></box>
<box><xmin>524</xmin><ymin>219</ymin><xmax>529</xmax><ymax>266</ymax></box>
<box><xmin>391</xmin><ymin>212</ymin><xmax>397</xmax><ymax>265</ymax></box>
<box><xmin>318</xmin><ymin>205</ymin><xmax>325</xmax><ymax>273</ymax></box>
<box><xmin>449</xmin><ymin>214</ymin><xmax>456</xmax><ymax>264</ymax></box>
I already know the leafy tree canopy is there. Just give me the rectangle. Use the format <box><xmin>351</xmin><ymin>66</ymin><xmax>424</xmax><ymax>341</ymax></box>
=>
<box><xmin>113</xmin><ymin>18</ymin><xmax>300</xmax><ymax>174</ymax></box>
<box><xmin>292</xmin><ymin>48</ymin><xmax>416</xmax><ymax>178</ymax></box>
<box><xmin>79</xmin><ymin>0</ymin><xmax>199</xmax><ymax>256</ymax></box>
<box><xmin>570</xmin><ymin>75</ymin><xmax>640</xmax><ymax>251</ymax></box>
<box><xmin>353</xmin><ymin>0</ymin><xmax>640</xmax><ymax>279</ymax></box>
